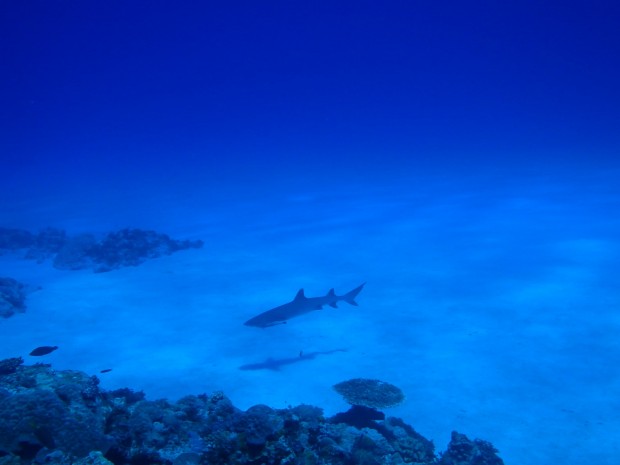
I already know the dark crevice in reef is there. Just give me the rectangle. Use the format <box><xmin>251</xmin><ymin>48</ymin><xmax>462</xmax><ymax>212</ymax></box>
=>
<box><xmin>0</xmin><ymin>359</ymin><xmax>504</xmax><ymax>465</ymax></box>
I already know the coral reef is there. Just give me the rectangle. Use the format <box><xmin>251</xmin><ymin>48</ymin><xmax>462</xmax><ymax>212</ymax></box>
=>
<box><xmin>330</xmin><ymin>378</ymin><xmax>435</xmax><ymax>462</ymax></box>
<box><xmin>0</xmin><ymin>277</ymin><xmax>39</xmax><ymax>318</ymax></box>
<box><xmin>0</xmin><ymin>228</ymin><xmax>35</xmax><ymax>251</ymax></box>
<box><xmin>52</xmin><ymin>233</ymin><xmax>98</xmax><ymax>270</ymax></box>
<box><xmin>333</xmin><ymin>378</ymin><xmax>405</xmax><ymax>409</ymax></box>
<box><xmin>0</xmin><ymin>357</ymin><xmax>23</xmax><ymax>375</ymax></box>
<box><xmin>0</xmin><ymin>227</ymin><xmax>203</xmax><ymax>272</ymax></box>
<box><xmin>0</xmin><ymin>362</ymin><xmax>110</xmax><ymax>460</ymax></box>
<box><xmin>438</xmin><ymin>431</ymin><xmax>505</xmax><ymax>465</ymax></box>
<box><xmin>87</xmin><ymin>229</ymin><xmax>203</xmax><ymax>273</ymax></box>
<box><xmin>0</xmin><ymin>360</ymin><xmax>505</xmax><ymax>464</ymax></box>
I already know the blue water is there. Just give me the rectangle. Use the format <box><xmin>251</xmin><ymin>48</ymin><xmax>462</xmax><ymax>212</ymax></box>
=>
<box><xmin>2</xmin><ymin>2</ymin><xmax>620</xmax><ymax>464</ymax></box>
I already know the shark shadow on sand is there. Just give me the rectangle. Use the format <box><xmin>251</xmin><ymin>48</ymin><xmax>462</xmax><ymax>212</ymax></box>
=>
<box><xmin>239</xmin><ymin>349</ymin><xmax>347</xmax><ymax>371</ymax></box>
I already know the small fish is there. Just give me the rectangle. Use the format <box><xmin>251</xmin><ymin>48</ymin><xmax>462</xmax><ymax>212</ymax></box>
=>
<box><xmin>29</xmin><ymin>346</ymin><xmax>58</xmax><ymax>356</ymax></box>
<box><xmin>100</xmin><ymin>369</ymin><xmax>113</xmax><ymax>373</ymax></box>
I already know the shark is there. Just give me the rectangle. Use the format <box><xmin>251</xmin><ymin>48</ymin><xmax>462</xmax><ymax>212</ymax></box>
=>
<box><xmin>243</xmin><ymin>283</ymin><xmax>365</xmax><ymax>328</ymax></box>
<box><xmin>239</xmin><ymin>349</ymin><xmax>347</xmax><ymax>371</ymax></box>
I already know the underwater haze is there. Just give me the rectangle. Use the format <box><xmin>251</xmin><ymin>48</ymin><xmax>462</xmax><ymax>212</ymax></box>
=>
<box><xmin>1</xmin><ymin>2</ymin><xmax>620</xmax><ymax>464</ymax></box>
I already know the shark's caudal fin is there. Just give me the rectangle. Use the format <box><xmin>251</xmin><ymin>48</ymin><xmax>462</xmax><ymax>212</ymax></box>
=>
<box><xmin>342</xmin><ymin>283</ymin><xmax>365</xmax><ymax>306</ymax></box>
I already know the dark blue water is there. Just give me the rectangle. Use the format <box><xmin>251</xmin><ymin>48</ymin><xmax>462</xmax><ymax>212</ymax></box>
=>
<box><xmin>2</xmin><ymin>3</ymin><xmax>619</xmax><ymax>464</ymax></box>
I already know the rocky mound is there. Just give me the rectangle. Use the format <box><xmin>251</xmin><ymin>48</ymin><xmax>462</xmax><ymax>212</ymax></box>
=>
<box><xmin>0</xmin><ymin>277</ymin><xmax>40</xmax><ymax>319</ymax></box>
<box><xmin>0</xmin><ymin>227</ymin><xmax>203</xmax><ymax>273</ymax></box>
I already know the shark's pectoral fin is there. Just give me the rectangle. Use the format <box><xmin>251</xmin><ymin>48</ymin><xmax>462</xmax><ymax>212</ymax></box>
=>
<box><xmin>329</xmin><ymin>302</ymin><xmax>338</xmax><ymax>308</ymax></box>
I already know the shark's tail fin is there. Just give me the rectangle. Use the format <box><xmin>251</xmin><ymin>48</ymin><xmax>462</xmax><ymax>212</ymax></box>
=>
<box><xmin>342</xmin><ymin>282</ymin><xmax>365</xmax><ymax>306</ymax></box>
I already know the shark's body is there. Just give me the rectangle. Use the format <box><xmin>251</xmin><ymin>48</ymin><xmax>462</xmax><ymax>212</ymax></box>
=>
<box><xmin>244</xmin><ymin>283</ymin><xmax>365</xmax><ymax>328</ymax></box>
<box><xmin>239</xmin><ymin>349</ymin><xmax>347</xmax><ymax>371</ymax></box>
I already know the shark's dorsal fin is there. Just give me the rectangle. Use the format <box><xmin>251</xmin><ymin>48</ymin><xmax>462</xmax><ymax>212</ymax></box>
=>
<box><xmin>327</xmin><ymin>288</ymin><xmax>338</xmax><ymax>308</ymax></box>
<box><xmin>294</xmin><ymin>289</ymin><xmax>306</xmax><ymax>301</ymax></box>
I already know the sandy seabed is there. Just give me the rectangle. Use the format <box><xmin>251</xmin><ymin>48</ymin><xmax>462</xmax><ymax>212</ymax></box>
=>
<box><xmin>2</xmin><ymin>172</ymin><xmax>619</xmax><ymax>464</ymax></box>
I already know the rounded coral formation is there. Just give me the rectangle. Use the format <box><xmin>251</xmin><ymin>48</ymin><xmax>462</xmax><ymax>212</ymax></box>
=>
<box><xmin>333</xmin><ymin>378</ymin><xmax>405</xmax><ymax>409</ymax></box>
